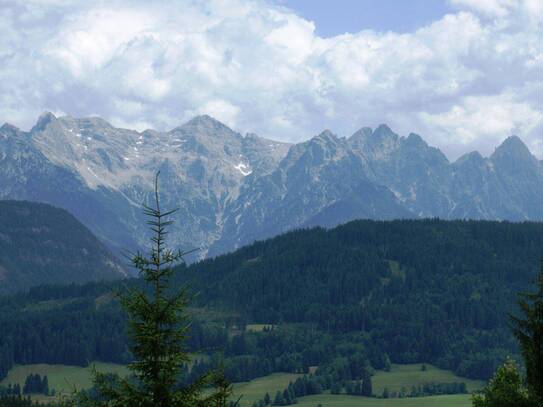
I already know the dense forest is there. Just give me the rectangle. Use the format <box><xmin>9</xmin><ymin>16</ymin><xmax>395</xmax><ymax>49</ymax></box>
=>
<box><xmin>0</xmin><ymin>219</ymin><xmax>541</xmax><ymax>383</ymax></box>
<box><xmin>0</xmin><ymin>201</ymin><xmax>124</xmax><ymax>294</ymax></box>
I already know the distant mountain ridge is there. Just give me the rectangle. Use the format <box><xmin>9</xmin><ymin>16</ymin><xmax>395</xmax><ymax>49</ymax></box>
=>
<box><xmin>0</xmin><ymin>200</ymin><xmax>126</xmax><ymax>293</ymax></box>
<box><xmin>1</xmin><ymin>113</ymin><xmax>542</xmax><ymax>258</ymax></box>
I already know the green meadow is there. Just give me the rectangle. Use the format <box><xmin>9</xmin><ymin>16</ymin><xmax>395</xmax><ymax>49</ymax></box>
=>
<box><xmin>295</xmin><ymin>394</ymin><xmax>473</xmax><ymax>407</ymax></box>
<box><xmin>232</xmin><ymin>363</ymin><xmax>484</xmax><ymax>407</ymax></box>
<box><xmin>372</xmin><ymin>364</ymin><xmax>484</xmax><ymax>394</ymax></box>
<box><xmin>1</xmin><ymin>362</ymin><xmax>129</xmax><ymax>395</ymax></box>
<box><xmin>2</xmin><ymin>362</ymin><xmax>484</xmax><ymax>406</ymax></box>
<box><xmin>234</xmin><ymin>373</ymin><xmax>303</xmax><ymax>406</ymax></box>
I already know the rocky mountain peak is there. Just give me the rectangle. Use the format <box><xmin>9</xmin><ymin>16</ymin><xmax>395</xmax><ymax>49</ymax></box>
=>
<box><xmin>351</xmin><ymin>124</ymin><xmax>400</xmax><ymax>161</ymax></box>
<box><xmin>491</xmin><ymin>135</ymin><xmax>533</xmax><ymax>160</ymax></box>
<box><xmin>455</xmin><ymin>150</ymin><xmax>484</xmax><ymax>166</ymax></box>
<box><xmin>3</xmin><ymin>113</ymin><xmax>543</xmax><ymax>262</ymax></box>
<box><xmin>489</xmin><ymin>135</ymin><xmax>541</xmax><ymax>184</ymax></box>
<box><xmin>349</xmin><ymin>126</ymin><xmax>372</xmax><ymax>140</ymax></box>
<box><xmin>0</xmin><ymin>123</ymin><xmax>20</xmax><ymax>136</ymax></box>
<box><xmin>314</xmin><ymin>129</ymin><xmax>339</xmax><ymax>142</ymax></box>
<box><xmin>373</xmin><ymin>124</ymin><xmax>398</xmax><ymax>141</ymax></box>
<box><xmin>180</xmin><ymin>114</ymin><xmax>237</xmax><ymax>135</ymax></box>
<box><xmin>405</xmin><ymin>132</ymin><xmax>426</xmax><ymax>146</ymax></box>
<box><xmin>31</xmin><ymin>111</ymin><xmax>58</xmax><ymax>132</ymax></box>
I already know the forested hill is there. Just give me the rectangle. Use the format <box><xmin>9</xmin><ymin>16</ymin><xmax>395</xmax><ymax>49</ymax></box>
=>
<box><xmin>0</xmin><ymin>219</ymin><xmax>542</xmax><ymax>381</ymax></box>
<box><xmin>184</xmin><ymin>218</ymin><xmax>542</xmax><ymax>322</ymax></box>
<box><xmin>0</xmin><ymin>200</ymin><xmax>126</xmax><ymax>293</ymax></box>
<box><xmin>178</xmin><ymin>219</ymin><xmax>543</xmax><ymax>376</ymax></box>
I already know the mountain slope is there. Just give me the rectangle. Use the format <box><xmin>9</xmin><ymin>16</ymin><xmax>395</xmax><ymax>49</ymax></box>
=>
<box><xmin>0</xmin><ymin>200</ymin><xmax>126</xmax><ymax>293</ymax></box>
<box><xmin>0</xmin><ymin>218</ymin><xmax>540</xmax><ymax>381</ymax></box>
<box><xmin>0</xmin><ymin>114</ymin><xmax>290</xmax><ymax>258</ymax></box>
<box><xmin>211</xmin><ymin>130</ymin><xmax>410</xmax><ymax>254</ymax></box>
<box><xmin>2</xmin><ymin>113</ymin><xmax>543</xmax><ymax>259</ymax></box>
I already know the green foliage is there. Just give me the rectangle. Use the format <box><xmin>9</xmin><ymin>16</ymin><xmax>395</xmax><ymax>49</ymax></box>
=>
<box><xmin>22</xmin><ymin>374</ymin><xmax>48</xmax><ymax>395</ymax></box>
<box><xmin>471</xmin><ymin>359</ymin><xmax>533</xmax><ymax>407</ymax></box>
<box><xmin>78</xmin><ymin>174</ymin><xmax>232</xmax><ymax>407</ymax></box>
<box><xmin>511</xmin><ymin>264</ymin><xmax>543</xmax><ymax>404</ymax></box>
<box><xmin>0</xmin><ymin>384</ymin><xmax>20</xmax><ymax>397</ymax></box>
<box><xmin>0</xmin><ymin>395</ymin><xmax>46</xmax><ymax>407</ymax></box>
<box><xmin>2</xmin><ymin>219</ymin><xmax>543</xmax><ymax>382</ymax></box>
<box><xmin>181</xmin><ymin>219</ymin><xmax>543</xmax><ymax>379</ymax></box>
<box><xmin>361</xmin><ymin>371</ymin><xmax>372</xmax><ymax>397</ymax></box>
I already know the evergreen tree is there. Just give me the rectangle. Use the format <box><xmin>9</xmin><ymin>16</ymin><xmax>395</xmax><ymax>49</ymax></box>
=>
<box><xmin>472</xmin><ymin>359</ymin><xmax>533</xmax><ymax>407</ymax></box>
<box><xmin>330</xmin><ymin>382</ymin><xmax>341</xmax><ymax>395</ymax></box>
<box><xmin>361</xmin><ymin>371</ymin><xmax>372</xmax><ymax>397</ymax></box>
<box><xmin>511</xmin><ymin>265</ymin><xmax>543</xmax><ymax>404</ymax></box>
<box><xmin>81</xmin><ymin>173</ymin><xmax>232</xmax><ymax>406</ymax></box>
<box><xmin>273</xmin><ymin>391</ymin><xmax>283</xmax><ymax>406</ymax></box>
<box><xmin>382</xmin><ymin>387</ymin><xmax>389</xmax><ymax>399</ymax></box>
<box><xmin>282</xmin><ymin>389</ymin><xmax>291</xmax><ymax>405</ymax></box>
<box><xmin>41</xmin><ymin>376</ymin><xmax>48</xmax><ymax>396</ymax></box>
<box><xmin>354</xmin><ymin>380</ymin><xmax>362</xmax><ymax>396</ymax></box>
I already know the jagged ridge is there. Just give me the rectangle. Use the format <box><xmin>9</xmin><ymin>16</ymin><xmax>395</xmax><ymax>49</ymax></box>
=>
<box><xmin>1</xmin><ymin>113</ymin><xmax>542</xmax><ymax>261</ymax></box>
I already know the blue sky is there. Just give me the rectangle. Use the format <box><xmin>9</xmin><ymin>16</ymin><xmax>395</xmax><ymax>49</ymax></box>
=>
<box><xmin>1</xmin><ymin>0</ymin><xmax>543</xmax><ymax>159</ymax></box>
<box><xmin>277</xmin><ymin>0</ymin><xmax>451</xmax><ymax>36</ymax></box>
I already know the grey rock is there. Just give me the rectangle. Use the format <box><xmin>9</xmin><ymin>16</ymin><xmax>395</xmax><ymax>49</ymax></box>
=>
<box><xmin>2</xmin><ymin>113</ymin><xmax>542</xmax><ymax>267</ymax></box>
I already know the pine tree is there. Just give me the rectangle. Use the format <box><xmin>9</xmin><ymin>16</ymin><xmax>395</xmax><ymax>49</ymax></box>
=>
<box><xmin>80</xmin><ymin>173</ymin><xmax>233</xmax><ymax>406</ymax></box>
<box><xmin>511</xmin><ymin>264</ymin><xmax>543</xmax><ymax>404</ymax></box>
<box><xmin>273</xmin><ymin>390</ymin><xmax>283</xmax><ymax>406</ymax></box>
<box><xmin>41</xmin><ymin>376</ymin><xmax>48</xmax><ymax>396</ymax></box>
<box><xmin>361</xmin><ymin>371</ymin><xmax>372</xmax><ymax>397</ymax></box>
<box><xmin>330</xmin><ymin>382</ymin><xmax>341</xmax><ymax>395</ymax></box>
<box><xmin>382</xmin><ymin>387</ymin><xmax>389</xmax><ymax>398</ymax></box>
<box><xmin>471</xmin><ymin>359</ymin><xmax>532</xmax><ymax>407</ymax></box>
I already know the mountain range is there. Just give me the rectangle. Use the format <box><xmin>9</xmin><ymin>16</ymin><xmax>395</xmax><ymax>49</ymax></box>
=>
<box><xmin>1</xmin><ymin>112</ymin><xmax>542</xmax><ymax>259</ymax></box>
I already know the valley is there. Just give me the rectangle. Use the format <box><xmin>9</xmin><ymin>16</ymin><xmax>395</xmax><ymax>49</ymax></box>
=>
<box><xmin>3</xmin><ymin>1</ymin><xmax>543</xmax><ymax>405</ymax></box>
<box><xmin>1</xmin><ymin>363</ymin><xmax>482</xmax><ymax>407</ymax></box>
<box><xmin>0</xmin><ymin>217</ymin><xmax>540</xmax><ymax>405</ymax></box>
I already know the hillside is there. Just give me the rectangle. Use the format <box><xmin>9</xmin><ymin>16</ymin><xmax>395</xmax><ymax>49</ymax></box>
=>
<box><xmin>3</xmin><ymin>114</ymin><xmax>543</xmax><ymax>259</ymax></box>
<box><xmin>0</xmin><ymin>200</ymin><xmax>126</xmax><ymax>293</ymax></box>
<box><xmin>0</xmin><ymin>218</ymin><xmax>540</xmax><ymax>383</ymax></box>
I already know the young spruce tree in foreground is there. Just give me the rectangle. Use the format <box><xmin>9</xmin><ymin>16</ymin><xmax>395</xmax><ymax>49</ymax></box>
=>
<box><xmin>511</xmin><ymin>263</ymin><xmax>543</xmax><ymax>405</ymax></box>
<box><xmin>80</xmin><ymin>173</ymin><xmax>233</xmax><ymax>407</ymax></box>
<box><xmin>473</xmin><ymin>264</ymin><xmax>543</xmax><ymax>406</ymax></box>
<box><xmin>471</xmin><ymin>359</ymin><xmax>532</xmax><ymax>407</ymax></box>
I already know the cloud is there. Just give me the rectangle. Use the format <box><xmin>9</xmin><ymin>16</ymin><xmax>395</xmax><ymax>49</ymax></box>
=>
<box><xmin>419</xmin><ymin>94</ymin><xmax>543</xmax><ymax>157</ymax></box>
<box><xmin>448</xmin><ymin>0</ymin><xmax>517</xmax><ymax>18</ymax></box>
<box><xmin>1</xmin><ymin>0</ymin><xmax>543</xmax><ymax>159</ymax></box>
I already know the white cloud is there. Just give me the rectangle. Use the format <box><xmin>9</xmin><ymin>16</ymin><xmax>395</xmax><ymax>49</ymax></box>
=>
<box><xmin>448</xmin><ymin>0</ymin><xmax>517</xmax><ymax>18</ymax></box>
<box><xmin>195</xmin><ymin>99</ymin><xmax>241</xmax><ymax>128</ymax></box>
<box><xmin>419</xmin><ymin>94</ymin><xmax>543</xmax><ymax>157</ymax></box>
<box><xmin>1</xmin><ymin>0</ymin><xmax>543</xmax><ymax>159</ymax></box>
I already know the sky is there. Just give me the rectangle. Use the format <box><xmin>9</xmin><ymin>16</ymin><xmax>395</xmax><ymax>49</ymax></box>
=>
<box><xmin>1</xmin><ymin>0</ymin><xmax>543</xmax><ymax>159</ymax></box>
<box><xmin>276</xmin><ymin>0</ymin><xmax>451</xmax><ymax>36</ymax></box>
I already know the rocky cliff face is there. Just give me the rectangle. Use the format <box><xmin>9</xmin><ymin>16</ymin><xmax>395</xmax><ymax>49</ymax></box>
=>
<box><xmin>0</xmin><ymin>113</ymin><xmax>290</xmax><ymax>258</ymax></box>
<box><xmin>2</xmin><ymin>113</ymin><xmax>542</xmax><ymax>260</ymax></box>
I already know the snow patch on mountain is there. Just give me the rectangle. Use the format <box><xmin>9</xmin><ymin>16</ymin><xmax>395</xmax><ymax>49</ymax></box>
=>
<box><xmin>234</xmin><ymin>162</ymin><xmax>252</xmax><ymax>176</ymax></box>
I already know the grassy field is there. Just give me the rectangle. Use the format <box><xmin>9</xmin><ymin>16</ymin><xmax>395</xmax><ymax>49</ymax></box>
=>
<box><xmin>1</xmin><ymin>362</ymin><xmax>129</xmax><ymax>395</ymax></box>
<box><xmin>372</xmin><ymin>364</ymin><xmax>484</xmax><ymax>395</ymax></box>
<box><xmin>2</xmin><ymin>362</ymin><xmax>483</xmax><ymax>406</ymax></box>
<box><xmin>245</xmin><ymin>323</ymin><xmax>274</xmax><ymax>332</ymax></box>
<box><xmin>232</xmin><ymin>364</ymin><xmax>484</xmax><ymax>407</ymax></box>
<box><xmin>234</xmin><ymin>373</ymin><xmax>303</xmax><ymax>406</ymax></box>
<box><xmin>295</xmin><ymin>394</ymin><xmax>473</xmax><ymax>407</ymax></box>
